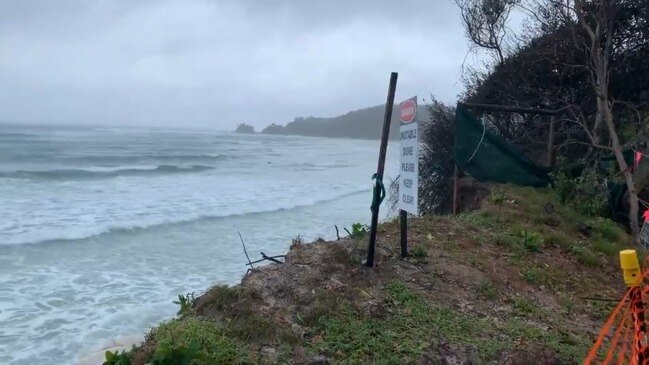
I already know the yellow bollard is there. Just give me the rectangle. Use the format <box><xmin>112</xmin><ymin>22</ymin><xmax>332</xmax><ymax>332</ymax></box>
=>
<box><xmin>620</xmin><ymin>249</ymin><xmax>641</xmax><ymax>287</ymax></box>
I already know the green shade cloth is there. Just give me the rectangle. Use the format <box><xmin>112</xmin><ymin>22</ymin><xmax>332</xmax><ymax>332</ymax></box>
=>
<box><xmin>454</xmin><ymin>104</ymin><xmax>552</xmax><ymax>187</ymax></box>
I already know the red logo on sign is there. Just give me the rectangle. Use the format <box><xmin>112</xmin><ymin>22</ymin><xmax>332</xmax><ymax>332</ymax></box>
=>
<box><xmin>400</xmin><ymin>99</ymin><xmax>416</xmax><ymax>123</ymax></box>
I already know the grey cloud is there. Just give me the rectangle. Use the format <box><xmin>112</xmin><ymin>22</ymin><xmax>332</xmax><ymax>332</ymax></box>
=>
<box><xmin>0</xmin><ymin>0</ymin><xmax>468</xmax><ymax>128</ymax></box>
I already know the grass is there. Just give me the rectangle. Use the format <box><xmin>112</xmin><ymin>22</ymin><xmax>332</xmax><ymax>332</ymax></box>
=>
<box><xmin>589</xmin><ymin>217</ymin><xmax>624</xmax><ymax>243</ymax></box>
<box><xmin>516</xmin><ymin>229</ymin><xmax>544</xmax><ymax>253</ymax></box>
<box><xmin>298</xmin><ymin>290</ymin><xmax>345</xmax><ymax>328</ymax></box>
<box><xmin>132</xmin><ymin>184</ymin><xmax>627</xmax><ymax>364</ymax></box>
<box><xmin>478</xmin><ymin>279</ymin><xmax>498</xmax><ymax>299</ymax></box>
<box><xmin>152</xmin><ymin>318</ymin><xmax>248</xmax><ymax>364</ymax></box>
<box><xmin>308</xmin><ymin>281</ymin><xmax>585</xmax><ymax>362</ymax></box>
<box><xmin>521</xmin><ymin>267</ymin><xmax>545</xmax><ymax>284</ymax></box>
<box><xmin>411</xmin><ymin>245</ymin><xmax>427</xmax><ymax>258</ymax></box>
<box><xmin>558</xmin><ymin>293</ymin><xmax>575</xmax><ymax>312</ymax></box>
<box><xmin>592</xmin><ymin>237</ymin><xmax>620</xmax><ymax>256</ymax></box>
<box><xmin>544</xmin><ymin>232</ymin><xmax>573</xmax><ymax>250</ymax></box>
<box><xmin>569</xmin><ymin>244</ymin><xmax>601</xmax><ymax>267</ymax></box>
<box><xmin>195</xmin><ymin>285</ymin><xmax>239</xmax><ymax>313</ymax></box>
<box><xmin>511</xmin><ymin>297</ymin><xmax>546</xmax><ymax>318</ymax></box>
<box><xmin>457</xmin><ymin>210</ymin><xmax>498</xmax><ymax>230</ymax></box>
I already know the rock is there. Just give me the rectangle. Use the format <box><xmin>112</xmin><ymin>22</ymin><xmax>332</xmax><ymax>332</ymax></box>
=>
<box><xmin>234</xmin><ymin>123</ymin><xmax>255</xmax><ymax>134</ymax></box>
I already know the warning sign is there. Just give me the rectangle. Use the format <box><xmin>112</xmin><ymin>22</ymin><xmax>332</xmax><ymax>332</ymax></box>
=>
<box><xmin>399</xmin><ymin>96</ymin><xmax>418</xmax><ymax>215</ymax></box>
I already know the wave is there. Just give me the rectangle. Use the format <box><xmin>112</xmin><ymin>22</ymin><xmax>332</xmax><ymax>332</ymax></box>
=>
<box><xmin>62</xmin><ymin>153</ymin><xmax>234</xmax><ymax>164</ymax></box>
<box><xmin>0</xmin><ymin>133</ymin><xmax>39</xmax><ymax>138</ymax></box>
<box><xmin>0</xmin><ymin>164</ymin><xmax>215</xmax><ymax>180</ymax></box>
<box><xmin>2</xmin><ymin>189</ymin><xmax>371</xmax><ymax>246</ymax></box>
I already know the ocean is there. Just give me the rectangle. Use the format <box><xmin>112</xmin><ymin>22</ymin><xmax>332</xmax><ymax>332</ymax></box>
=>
<box><xmin>0</xmin><ymin>125</ymin><xmax>399</xmax><ymax>364</ymax></box>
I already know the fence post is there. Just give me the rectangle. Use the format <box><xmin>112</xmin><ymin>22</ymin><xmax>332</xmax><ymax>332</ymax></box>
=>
<box><xmin>366</xmin><ymin>72</ymin><xmax>398</xmax><ymax>268</ymax></box>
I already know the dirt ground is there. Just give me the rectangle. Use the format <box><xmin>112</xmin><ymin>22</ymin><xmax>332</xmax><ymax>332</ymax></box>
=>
<box><xmin>133</xmin><ymin>185</ymin><xmax>629</xmax><ymax>364</ymax></box>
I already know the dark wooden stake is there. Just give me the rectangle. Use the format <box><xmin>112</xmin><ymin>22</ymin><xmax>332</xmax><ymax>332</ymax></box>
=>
<box><xmin>546</xmin><ymin>115</ymin><xmax>557</xmax><ymax>168</ymax></box>
<box><xmin>366</xmin><ymin>72</ymin><xmax>398</xmax><ymax>268</ymax></box>
<box><xmin>400</xmin><ymin>210</ymin><xmax>408</xmax><ymax>257</ymax></box>
<box><xmin>334</xmin><ymin>225</ymin><xmax>340</xmax><ymax>241</ymax></box>
<box><xmin>452</xmin><ymin>164</ymin><xmax>460</xmax><ymax>215</ymax></box>
<box><xmin>238</xmin><ymin>231</ymin><xmax>253</xmax><ymax>269</ymax></box>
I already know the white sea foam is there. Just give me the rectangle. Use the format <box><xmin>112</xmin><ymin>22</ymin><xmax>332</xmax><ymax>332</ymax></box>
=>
<box><xmin>0</xmin><ymin>128</ymin><xmax>399</xmax><ymax>364</ymax></box>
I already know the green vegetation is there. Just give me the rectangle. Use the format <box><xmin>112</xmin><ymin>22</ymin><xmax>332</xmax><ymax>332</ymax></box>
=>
<box><xmin>104</xmin><ymin>349</ymin><xmax>133</xmax><ymax>365</ymax></box>
<box><xmin>521</xmin><ymin>267</ymin><xmax>544</xmax><ymax>284</ymax></box>
<box><xmin>129</xmin><ymin>184</ymin><xmax>628</xmax><ymax>364</ymax></box>
<box><xmin>569</xmin><ymin>245</ymin><xmax>601</xmax><ymax>268</ymax></box>
<box><xmin>151</xmin><ymin>340</ymin><xmax>201</xmax><ymax>365</ymax></box>
<box><xmin>491</xmin><ymin>189</ymin><xmax>506</xmax><ymax>221</ymax></box>
<box><xmin>173</xmin><ymin>293</ymin><xmax>194</xmax><ymax>317</ymax></box>
<box><xmin>348</xmin><ymin>223</ymin><xmax>368</xmax><ymax>239</ymax></box>
<box><xmin>411</xmin><ymin>245</ymin><xmax>427</xmax><ymax>258</ymax></box>
<box><xmin>309</xmin><ymin>282</ymin><xmax>584</xmax><ymax>362</ymax></box>
<box><xmin>477</xmin><ymin>279</ymin><xmax>498</xmax><ymax>299</ymax></box>
<box><xmin>550</xmin><ymin>166</ymin><xmax>609</xmax><ymax>218</ymax></box>
<box><xmin>151</xmin><ymin>318</ymin><xmax>247</xmax><ymax>364</ymax></box>
<box><xmin>518</xmin><ymin>229</ymin><xmax>543</xmax><ymax>253</ymax></box>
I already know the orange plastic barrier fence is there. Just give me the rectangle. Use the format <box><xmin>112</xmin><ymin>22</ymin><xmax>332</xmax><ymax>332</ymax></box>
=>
<box><xmin>585</xmin><ymin>252</ymin><xmax>649</xmax><ymax>364</ymax></box>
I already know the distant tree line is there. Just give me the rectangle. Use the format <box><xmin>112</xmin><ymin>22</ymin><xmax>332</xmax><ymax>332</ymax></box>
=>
<box><xmin>256</xmin><ymin>105</ymin><xmax>428</xmax><ymax>140</ymax></box>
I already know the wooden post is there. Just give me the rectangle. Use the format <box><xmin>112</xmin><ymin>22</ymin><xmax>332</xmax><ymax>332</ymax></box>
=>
<box><xmin>546</xmin><ymin>115</ymin><xmax>557</xmax><ymax>168</ymax></box>
<box><xmin>452</xmin><ymin>164</ymin><xmax>460</xmax><ymax>215</ymax></box>
<box><xmin>366</xmin><ymin>72</ymin><xmax>398</xmax><ymax>268</ymax></box>
<box><xmin>400</xmin><ymin>210</ymin><xmax>408</xmax><ymax>257</ymax></box>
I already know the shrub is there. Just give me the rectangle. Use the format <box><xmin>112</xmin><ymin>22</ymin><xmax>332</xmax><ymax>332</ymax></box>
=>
<box><xmin>173</xmin><ymin>293</ymin><xmax>194</xmax><ymax>317</ymax></box>
<box><xmin>418</xmin><ymin>99</ymin><xmax>457</xmax><ymax>215</ymax></box>
<box><xmin>411</xmin><ymin>246</ymin><xmax>427</xmax><ymax>258</ymax></box>
<box><xmin>152</xmin><ymin>318</ymin><xmax>246</xmax><ymax>364</ymax></box>
<box><xmin>514</xmin><ymin>229</ymin><xmax>543</xmax><ymax>252</ymax></box>
<box><xmin>152</xmin><ymin>340</ymin><xmax>201</xmax><ymax>365</ymax></box>
<box><xmin>349</xmin><ymin>223</ymin><xmax>368</xmax><ymax>239</ymax></box>
<box><xmin>104</xmin><ymin>349</ymin><xmax>133</xmax><ymax>365</ymax></box>
<box><xmin>550</xmin><ymin>164</ymin><xmax>608</xmax><ymax>217</ymax></box>
<box><xmin>292</xmin><ymin>234</ymin><xmax>305</xmax><ymax>245</ymax></box>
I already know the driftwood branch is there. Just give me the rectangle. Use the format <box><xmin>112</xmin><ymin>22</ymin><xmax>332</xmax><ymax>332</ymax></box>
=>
<box><xmin>335</xmin><ymin>225</ymin><xmax>341</xmax><ymax>241</ymax></box>
<box><xmin>238</xmin><ymin>231</ymin><xmax>253</xmax><ymax>269</ymax></box>
<box><xmin>248</xmin><ymin>254</ymin><xmax>285</xmax><ymax>265</ymax></box>
<box><xmin>344</xmin><ymin>228</ymin><xmax>353</xmax><ymax>237</ymax></box>
<box><xmin>261</xmin><ymin>252</ymin><xmax>284</xmax><ymax>264</ymax></box>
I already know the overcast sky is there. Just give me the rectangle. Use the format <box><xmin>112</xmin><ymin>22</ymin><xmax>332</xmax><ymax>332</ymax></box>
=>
<box><xmin>0</xmin><ymin>0</ymin><xmax>471</xmax><ymax>129</ymax></box>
